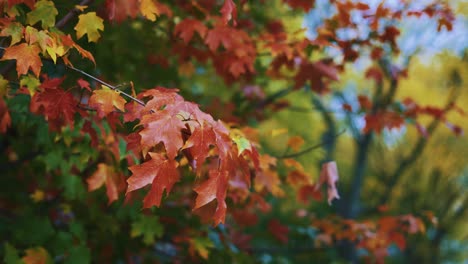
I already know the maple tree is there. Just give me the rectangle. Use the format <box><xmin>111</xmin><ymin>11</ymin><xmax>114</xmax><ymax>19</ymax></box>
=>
<box><xmin>0</xmin><ymin>0</ymin><xmax>466</xmax><ymax>263</ymax></box>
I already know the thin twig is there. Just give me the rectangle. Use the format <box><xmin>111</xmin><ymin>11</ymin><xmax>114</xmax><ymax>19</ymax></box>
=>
<box><xmin>278</xmin><ymin>129</ymin><xmax>346</xmax><ymax>159</ymax></box>
<box><xmin>67</xmin><ymin>65</ymin><xmax>146</xmax><ymax>106</ymax></box>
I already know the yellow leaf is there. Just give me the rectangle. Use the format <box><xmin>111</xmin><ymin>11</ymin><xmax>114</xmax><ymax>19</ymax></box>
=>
<box><xmin>30</xmin><ymin>189</ymin><xmax>45</xmax><ymax>202</ymax></box>
<box><xmin>75</xmin><ymin>5</ymin><xmax>88</xmax><ymax>11</ymax></box>
<box><xmin>74</xmin><ymin>12</ymin><xmax>104</xmax><ymax>43</ymax></box>
<box><xmin>140</xmin><ymin>0</ymin><xmax>159</xmax><ymax>21</ymax></box>
<box><xmin>271</xmin><ymin>128</ymin><xmax>288</xmax><ymax>137</ymax></box>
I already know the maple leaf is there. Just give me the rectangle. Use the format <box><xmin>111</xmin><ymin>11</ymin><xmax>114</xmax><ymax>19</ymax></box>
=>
<box><xmin>74</xmin><ymin>12</ymin><xmax>104</xmax><ymax>43</ymax></box>
<box><xmin>205</xmin><ymin>26</ymin><xmax>235</xmax><ymax>51</ymax></box>
<box><xmin>193</xmin><ymin>170</ymin><xmax>229</xmax><ymax>225</ymax></box>
<box><xmin>174</xmin><ymin>18</ymin><xmax>207</xmax><ymax>44</ymax></box>
<box><xmin>254</xmin><ymin>154</ymin><xmax>284</xmax><ymax>197</ymax></box>
<box><xmin>139</xmin><ymin>110</ymin><xmax>186</xmax><ymax>159</ymax></box>
<box><xmin>88</xmin><ymin>86</ymin><xmax>126</xmax><ymax>118</ymax></box>
<box><xmin>130</xmin><ymin>215</ymin><xmax>164</xmax><ymax>245</ymax></box>
<box><xmin>140</xmin><ymin>0</ymin><xmax>159</xmax><ymax>21</ymax></box>
<box><xmin>297</xmin><ymin>184</ymin><xmax>322</xmax><ymax>204</ymax></box>
<box><xmin>127</xmin><ymin>152</ymin><xmax>180</xmax><ymax>208</ymax></box>
<box><xmin>0</xmin><ymin>21</ymin><xmax>24</xmax><ymax>46</ymax></box>
<box><xmin>316</xmin><ymin>161</ymin><xmax>340</xmax><ymax>205</ymax></box>
<box><xmin>1</xmin><ymin>43</ymin><xmax>42</xmax><ymax>77</ymax></box>
<box><xmin>87</xmin><ymin>163</ymin><xmax>124</xmax><ymax>204</ymax></box>
<box><xmin>220</xmin><ymin>0</ymin><xmax>237</xmax><ymax>26</ymax></box>
<box><xmin>105</xmin><ymin>0</ymin><xmax>140</xmax><ymax>22</ymax></box>
<box><xmin>32</xmin><ymin>87</ymin><xmax>78</xmax><ymax>130</ymax></box>
<box><xmin>268</xmin><ymin>219</ymin><xmax>289</xmax><ymax>244</ymax></box>
<box><xmin>24</xmin><ymin>26</ymin><xmax>52</xmax><ymax>52</ymax></box>
<box><xmin>183</xmin><ymin>122</ymin><xmax>217</xmax><ymax>173</ymax></box>
<box><xmin>26</xmin><ymin>0</ymin><xmax>58</xmax><ymax>29</ymax></box>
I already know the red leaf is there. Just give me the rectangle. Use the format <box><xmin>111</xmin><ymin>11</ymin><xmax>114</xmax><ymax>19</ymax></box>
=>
<box><xmin>283</xmin><ymin>0</ymin><xmax>315</xmax><ymax>12</ymax></box>
<box><xmin>32</xmin><ymin>88</ymin><xmax>78</xmax><ymax>130</ymax></box>
<box><xmin>139</xmin><ymin>110</ymin><xmax>186</xmax><ymax>159</ymax></box>
<box><xmin>174</xmin><ymin>18</ymin><xmax>207</xmax><ymax>44</ymax></box>
<box><xmin>268</xmin><ymin>219</ymin><xmax>289</xmax><ymax>243</ymax></box>
<box><xmin>127</xmin><ymin>152</ymin><xmax>180</xmax><ymax>208</ymax></box>
<box><xmin>297</xmin><ymin>184</ymin><xmax>322</xmax><ymax>204</ymax></box>
<box><xmin>316</xmin><ymin>161</ymin><xmax>340</xmax><ymax>205</ymax></box>
<box><xmin>77</xmin><ymin>78</ymin><xmax>91</xmax><ymax>92</ymax></box>
<box><xmin>220</xmin><ymin>0</ymin><xmax>237</xmax><ymax>26</ymax></box>
<box><xmin>1</xmin><ymin>43</ymin><xmax>42</xmax><ymax>77</ymax></box>
<box><xmin>0</xmin><ymin>99</ymin><xmax>11</xmax><ymax>133</ymax></box>
<box><xmin>183</xmin><ymin>123</ymin><xmax>217</xmax><ymax>174</ymax></box>
<box><xmin>105</xmin><ymin>0</ymin><xmax>140</xmax><ymax>22</ymax></box>
<box><xmin>193</xmin><ymin>170</ymin><xmax>229</xmax><ymax>225</ymax></box>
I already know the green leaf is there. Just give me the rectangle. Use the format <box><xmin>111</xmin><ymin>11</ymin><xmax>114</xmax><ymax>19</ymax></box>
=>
<box><xmin>131</xmin><ymin>215</ymin><xmax>164</xmax><ymax>245</ymax></box>
<box><xmin>13</xmin><ymin>216</ymin><xmax>55</xmax><ymax>245</ymax></box>
<box><xmin>20</xmin><ymin>74</ymin><xmax>40</xmax><ymax>96</ymax></box>
<box><xmin>64</xmin><ymin>245</ymin><xmax>90</xmax><ymax>264</ymax></box>
<box><xmin>4</xmin><ymin>243</ymin><xmax>24</xmax><ymax>264</ymax></box>
<box><xmin>26</xmin><ymin>0</ymin><xmax>58</xmax><ymax>29</ymax></box>
<box><xmin>233</xmin><ymin>135</ymin><xmax>252</xmax><ymax>155</ymax></box>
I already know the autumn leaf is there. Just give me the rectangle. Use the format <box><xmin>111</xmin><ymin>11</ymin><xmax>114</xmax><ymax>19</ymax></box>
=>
<box><xmin>22</xmin><ymin>247</ymin><xmax>52</xmax><ymax>264</ymax></box>
<box><xmin>74</xmin><ymin>12</ymin><xmax>104</xmax><ymax>43</ymax></box>
<box><xmin>287</xmin><ymin>135</ymin><xmax>305</xmax><ymax>151</ymax></box>
<box><xmin>140</xmin><ymin>0</ymin><xmax>159</xmax><ymax>21</ymax></box>
<box><xmin>283</xmin><ymin>0</ymin><xmax>316</xmax><ymax>12</ymax></box>
<box><xmin>88</xmin><ymin>86</ymin><xmax>126</xmax><ymax>118</ymax></box>
<box><xmin>220</xmin><ymin>0</ymin><xmax>237</xmax><ymax>26</ymax></box>
<box><xmin>32</xmin><ymin>87</ymin><xmax>78</xmax><ymax>130</ymax></box>
<box><xmin>174</xmin><ymin>18</ymin><xmax>207</xmax><ymax>44</ymax></box>
<box><xmin>254</xmin><ymin>154</ymin><xmax>284</xmax><ymax>197</ymax></box>
<box><xmin>130</xmin><ymin>215</ymin><xmax>164</xmax><ymax>245</ymax></box>
<box><xmin>0</xmin><ymin>22</ymin><xmax>24</xmax><ymax>46</ymax></box>
<box><xmin>1</xmin><ymin>43</ymin><xmax>42</xmax><ymax>77</ymax></box>
<box><xmin>139</xmin><ymin>110</ymin><xmax>186</xmax><ymax>159</ymax></box>
<box><xmin>193</xmin><ymin>170</ymin><xmax>229</xmax><ymax>225</ymax></box>
<box><xmin>183</xmin><ymin>123</ymin><xmax>217</xmax><ymax>173</ymax></box>
<box><xmin>26</xmin><ymin>0</ymin><xmax>58</xmax><ymax>29</ymax></box>
<box><xmin>316</xmin><ymin>161</ymin><xmax>340</xmax><ymax>205</ymax></box>
<box><xmin>127</xmin><ymin>152</ymin><xmax>180</xmax><ymax>208</ymax></box>
<box><xmin>268</xmin><ymin>219</ymin><xmax>289</xmax><ymax>243</ymax></box>
<box><xmin>0</xmin><ymin>99</ymin><xmax>11</xmax><ymax>133</ymax></box>
<box><xmin>87</xmin><ymin>163</ymin><xmax>124</xmax><ymax>204</ymax></box>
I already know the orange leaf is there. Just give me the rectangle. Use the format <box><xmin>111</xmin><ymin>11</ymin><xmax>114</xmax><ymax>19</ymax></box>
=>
<box><xmin>87</xmin><ymin>163</ymin><xmax>124</xmax><ymax>204</ymax></box>
<box><xmin>127</xmin><ymin>152</ymin><xmax>180</xmax><ymax>208</ymax></box>
<box><xmin>88</xmin><ymin>86</ymin><xmax>126</xmax><ymax>118</ymax></box>
<box><xmin>1</xmin><ymin>43</ymin><xmax>42</xmax><ymax>77</ymax></box>
<box><xmin>193</xmin><ymin>170</ymin><xmax>229</xmax><ymax>225</ymax></box>
<box><xmin>287</xmin><ymin>135</ymin><xmax>304</xmax><ymax>151</ymax></box>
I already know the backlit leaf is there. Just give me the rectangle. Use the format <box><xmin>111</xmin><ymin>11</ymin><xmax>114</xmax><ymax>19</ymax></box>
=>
<box><xmin>74</xmin><ymin>12</ymin><xmax>104</xmax><ymax>43</ymax></box>
<box><xmin>1</xmin><ymin>43</ymin><xmax>42</xmax><ymax>77</ymax></box>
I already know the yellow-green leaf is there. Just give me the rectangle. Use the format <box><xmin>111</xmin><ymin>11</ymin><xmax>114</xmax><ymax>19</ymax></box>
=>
<box><xmin>26</xmin><ymin>0</ymin><xmax>58</xmax><ymax>29</ymax></box>
<box><xmin>74</xmin><ymin>12</ymin><xmax>104</xmax><ymax>43</ymax></box>
<box><xmin>0</xmin><ymin>22</ymin><xmax>24</xmax><ymax>46</ymax></box>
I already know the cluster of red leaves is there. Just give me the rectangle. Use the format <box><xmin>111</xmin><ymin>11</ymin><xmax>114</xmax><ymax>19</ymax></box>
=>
<box><xmin>353</xmin><ymin>93</ymin><xmax>464</xmax><ymax>136</ymax></box>
<box><xmin>312</xmin><ymin>214</ymin><xmax>428</xmax><ymax>263</ymax></box>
